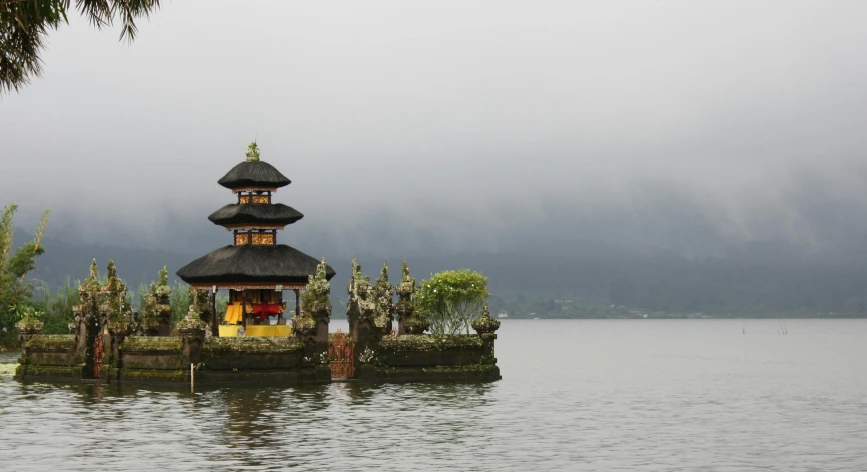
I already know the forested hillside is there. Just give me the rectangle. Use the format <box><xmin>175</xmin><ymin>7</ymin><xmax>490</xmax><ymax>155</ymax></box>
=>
<box><xmin>18</xmin><ymin>228</ymin><xmax>867</xmax><ymax>319</ymax></box>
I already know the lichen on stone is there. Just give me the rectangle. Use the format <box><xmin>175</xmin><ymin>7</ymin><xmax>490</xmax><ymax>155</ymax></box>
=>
<box><xmin>346</xmin><ymin>257</ymin><xmax>381</xmax><ymax>329</ymax></box>
<box><xmin>73</xmin><ymin>259</ymin><xmax>102</xmax><ymax>325</ymax></box>
<box><xmin>26</xmin><ymin>334</ymin><xmax>76</xmax><ymax>351</ymax></box>
<box><xmin>372</xmin><ymin>261</ymin><xmax>394</xmax><ymax>329</ymax></box>
<box><xmin>123</xmin><ymin>336</ymin><xmax>183</xmax><ymax>353</ymax></box>
<box><xmin>99</xmin><ymin>260</ymin><xmax>135</xmax><ymax>332</ymax></box>
<box><xmin>141</xmin><ymin>266</ymin><xmax>172</xmax><ymax>332</ymax></box>
<box><xmin>395</xmin><ymin>261</ymin><xmax>429</xmax><ymax>334</ymax></box>
<box><xmin>245</xmin><ymin>141</ymin><xmax>261</xmax><ymax>162</ymax></box>
<box><xmin>203</xmin><ymin>336</ymin><xmax>302</xmax><ymax>354</ymax></box>
<box><xmin>471</xmin><ymin>305</ymin><xmax>500</xmax><ymax>334</ymax></box>
<box><xmin>16</xmin><ymin>306</ymin><xmax>44</xmax><ymax>332</ymax></box>
<box><xmin>177</xmin><ymin>305</ymin><xmax>208</xmax><ymax>332</ymax></box>
<box><xmin>294</xmin><ymin>257</ymin><xmax>331</xmax><ymax>330</ymax></box>
<box><xmin>378</xmin><ymin>334</ymin><xmax>484</xmax><ymax>352</ymax></box>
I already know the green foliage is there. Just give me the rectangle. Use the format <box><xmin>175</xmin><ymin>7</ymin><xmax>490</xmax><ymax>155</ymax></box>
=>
<box><xmin>0</xmin><ymin>204</ymin><xmax>49</xmax><ymax>345</ymax></box>
<box><xmin>215</xmin><ymin>292</ymin><xmax>229</xmax><ymax>319</ymax></box>
<box><xmin>15</xmin><ymin>305</ymin><xmax>43</xmax><ymax>331</ymax></box>
<box><xmin>32</xmin><ymin>279</ymin><xmax>79</xmax><ymax>334</ymax></box>
<box><xmin>416</xmin><ymin>269</ymin><xmax>489</xmax><ymax>335</ymax></box>
<box><xmin>1</xmin><ymin>0</ymin><xmax>162</xmax><ymax>93</ymax></box>
<box><xmin>169</xmin><ymin>281</ymin><xmax>191</xmax><ymax>325</ymax></box>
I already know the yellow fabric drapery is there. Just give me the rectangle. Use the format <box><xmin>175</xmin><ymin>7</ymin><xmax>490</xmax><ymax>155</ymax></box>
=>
<box><xmin>224</xmin><ymin>302</ymin><xmax>243</xmax><ymax>324</ymax></box>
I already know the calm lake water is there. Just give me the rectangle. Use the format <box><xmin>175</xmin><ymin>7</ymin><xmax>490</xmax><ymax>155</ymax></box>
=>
<box><xmin>1</xmin><ymin>319</ymin><xmax>865</xmax><ymax>471</ymax></box>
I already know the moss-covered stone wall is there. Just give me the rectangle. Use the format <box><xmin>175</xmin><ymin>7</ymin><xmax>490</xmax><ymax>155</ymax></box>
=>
<box><xmin>202</xmin><ymin>337</ymin><xmax>305</xmax><ymax>371</ymax></box>
<box><xmin>15</xmin><ymin>334</ymin><xmax>85</xmax><ymax>382</ymax></box>
<box><xmin>355</xmin><ymin>334</ymin><xmax>501</xmax><ymax>382</ymax></box>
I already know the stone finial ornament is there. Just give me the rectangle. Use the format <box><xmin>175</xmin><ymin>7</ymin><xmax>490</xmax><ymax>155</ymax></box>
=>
<box><xmin>372</xmin><ymin>261</ymin><xmax>394</xmax><ymax>329</ymax></box>
<box><xmin>347</xmin><ymin>257</ymin><xmax>373</xmax><ymax>321</ymax></box>
<box><xmin>302</xmin><ymin>257</ymin><xmax>332</xmax><ymax>315</ymax></box>
<box><xmin>100</xmin><ymin>260</ymin><xmax>133</xmax><ymax>332</ymax></box>
<box><xmin>177</xmin><ymin>305</ymin><xmax>208</xmax><ymax>332</ymax></box>
<box><xmin>245</xmin><ymin>141</ymin><xmax>261</xmax><ymax>162</ymax></box>
<box><xmin>471</xmin><ymin>305</ymin><xmax>500</xmax><ymax>335</ymax></box>
<box><xmin>296</xmin><ymin>257</ymin><xmax>332</xmax><ymax>331</ymax></box>
<box><xmin>142</xmin><ymin>266</ymin><xmax>172</xmax><ymax>335</ymax></box>
<box><xmin>73</xmin><ymin>259</ymin><xmax>101</xmax><ymax>326</ymax></box>
<box><xmin>16</xmin><ymin>306</ymin><xmax>44</xmax><ymax>333</ymax></box>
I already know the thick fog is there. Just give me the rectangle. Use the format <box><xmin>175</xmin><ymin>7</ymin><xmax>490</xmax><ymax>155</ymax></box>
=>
<box><xmin>2</xmin><ymin>1</ymin><xmax>867</xmax><ymax>258</ymax></box>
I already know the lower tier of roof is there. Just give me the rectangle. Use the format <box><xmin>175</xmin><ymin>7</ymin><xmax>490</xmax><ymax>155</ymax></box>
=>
<box><xmin>176</xmin><ymin>244</ymin><xmax>335</xmax><ymax>286</ymax></box>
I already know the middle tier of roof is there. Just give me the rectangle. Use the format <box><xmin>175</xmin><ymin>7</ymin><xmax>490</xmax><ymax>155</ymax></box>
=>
<box><xmin>208</xmin><ymin>203</ymin><xmax>304</xmax><ymax>227</ymax></box>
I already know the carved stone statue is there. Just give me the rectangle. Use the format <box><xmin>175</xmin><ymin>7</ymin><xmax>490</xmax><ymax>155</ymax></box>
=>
<box><xmin>395</xmin><ymin>261</ymin><xmax>428</xmax><ymax>334</ymax></box>
<box><xmin>372</xmin><ymin>262</ymin><xmax>394</xmax><ymax>333</ymax></box>
<box><xmin>100</xmin><ymin>260</ymin><xmax>133</xmax><ymax>332</ymax></box>
<box><xmin>296</xmin><ymin>257</ymin><xmax>332</xmax><ymax>331</ymax></box>
<box><xmin>73</xmin><ymin>259</ymin><xmax>101</xmax><ymax>330</ymax></box>
<box><xmin>141</xmin><ymin>266</ymin><xmax>172</xmax><ymax>336</ymax></box>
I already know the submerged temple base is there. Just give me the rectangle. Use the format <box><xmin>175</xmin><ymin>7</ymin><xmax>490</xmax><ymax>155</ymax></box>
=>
<box><xmin>15</xmin><ymin>328</ymin><xmax>501</xmax><ymax>387</ymax></box>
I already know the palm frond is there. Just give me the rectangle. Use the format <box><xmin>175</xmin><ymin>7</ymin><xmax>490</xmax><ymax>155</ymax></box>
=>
<box><xmin>1</xmin><ymin>0</ymin><xmax>161</xmax><ymax>93</ymax></box>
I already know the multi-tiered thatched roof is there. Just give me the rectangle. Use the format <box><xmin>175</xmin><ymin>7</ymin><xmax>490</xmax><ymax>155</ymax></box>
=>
<box><xmin>177</xmin><ymin>143</ymin><xmax>334</xmax><ymax>289</ymax></box>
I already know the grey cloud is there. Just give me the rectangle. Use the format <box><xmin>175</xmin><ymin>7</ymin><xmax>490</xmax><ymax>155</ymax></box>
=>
<box><xmin>2</xmin><ymin>0</ymin><xmax>867</xmax><ymax>259</ymax></box>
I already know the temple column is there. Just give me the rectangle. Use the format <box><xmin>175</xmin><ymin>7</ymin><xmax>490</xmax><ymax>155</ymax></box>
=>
<box><xmin>294</xmin><ymin>289</ymin><xmax>300</xmax><ymax>317</ymax></box>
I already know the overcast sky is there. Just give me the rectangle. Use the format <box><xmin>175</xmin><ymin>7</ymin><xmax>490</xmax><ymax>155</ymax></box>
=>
<box><xmin>2</xmin><ymin>1</ymin><xmax>867</xmax><ymax>257</ymax></box>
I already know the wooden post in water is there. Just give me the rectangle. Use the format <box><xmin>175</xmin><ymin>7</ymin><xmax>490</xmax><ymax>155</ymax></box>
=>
<box><xmin>190</xmin><ymin>363</ymin><xmax>194</xmax><ymax>394</ymax></box>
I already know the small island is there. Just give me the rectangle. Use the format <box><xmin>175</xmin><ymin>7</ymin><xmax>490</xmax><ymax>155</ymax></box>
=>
<box><xmin>14</xmin><ymin>143</ymin><xmax>501</xmax><ymax>387</ymax></box>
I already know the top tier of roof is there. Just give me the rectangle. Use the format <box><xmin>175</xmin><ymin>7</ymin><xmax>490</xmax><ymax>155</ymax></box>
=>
<box><xmin>217</xmin><ymin>143</ymin><xmax>291</xmax><ymax>190</ymax></box>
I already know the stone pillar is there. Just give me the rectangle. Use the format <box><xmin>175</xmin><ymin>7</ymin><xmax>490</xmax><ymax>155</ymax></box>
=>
<box><xmin>104</xmin><ymin>324</ymin><xmax>131</xmax><ymax>382</ymax></box>
<box><xmin>17</xmin><ymin>326</ymin><xmax>41</xmax><ymax>364</ymax></box>
<box><xmin>294</xmin><ymin>258</ymin><xmax>333</xmax><ymax>382</ymax></box>
<box><xmin>181</xmin><ymin>328</ymin><xmax>206</xmax><ymax>366</ymax></box>
<box><xmin>471</xmin><ymin>305</ymin><xmax>501</xmax><ymax>364</ymax></box>
<box><xmin>77</xmin><ymin>319</ymin><xmax>101</xmax><ymax>379</ymax></box>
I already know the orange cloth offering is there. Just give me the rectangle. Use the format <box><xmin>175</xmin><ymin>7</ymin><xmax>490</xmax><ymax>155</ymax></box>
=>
<box><xmin>224</xmin><ymin>302</ymin><xmax>243</xmax><ymax>324</ymax></box>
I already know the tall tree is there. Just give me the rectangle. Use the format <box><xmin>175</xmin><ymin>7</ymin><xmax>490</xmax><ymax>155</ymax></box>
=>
<box><xmin>0</xmin><ymin>0</ymin><xmax>161</xmax><ymax>93</ymax></box>
<box><xmin>0</xmin><ymin>203</ymin><xmax>50</xmax><ymax>340</ymax></box>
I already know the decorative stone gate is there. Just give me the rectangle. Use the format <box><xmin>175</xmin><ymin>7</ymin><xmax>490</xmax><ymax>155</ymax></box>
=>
<box><xmin>93</xmin><ymin>333</ymin><xmax>104</xmax><ymax>378</ymax></box>
<box><xmin>328</xmin><ymin>331</ymin><xmax>354</xmax><ymax>379</ymax></box>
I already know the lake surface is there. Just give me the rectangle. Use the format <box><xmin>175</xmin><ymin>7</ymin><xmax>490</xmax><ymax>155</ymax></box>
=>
<box><xmin>1</xmin><ymin>319</ymin><xmax>865</xmax><ymax>471</ymax></box>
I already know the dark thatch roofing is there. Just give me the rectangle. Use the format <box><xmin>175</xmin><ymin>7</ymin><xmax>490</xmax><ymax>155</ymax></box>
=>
<box><xmin>208</xmin><ymin>203</ymin><xmax>304</xmax><ymax>227</ymax></box>
<box><xmin>176</xmin><ymin>245</ymin><xmax>335</xmax><ymax>285</ymax></box>
<box><xmin>218</xmin><ymin>160</ymin><xmax>291</xmax><ymax>189</ymax></box>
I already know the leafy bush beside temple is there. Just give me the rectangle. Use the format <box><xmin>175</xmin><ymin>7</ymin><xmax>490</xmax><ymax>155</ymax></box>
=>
<box><xmin>415</xmin><ymin>269</ymin><xmax>490</xmax><ymax>335</ymax></box>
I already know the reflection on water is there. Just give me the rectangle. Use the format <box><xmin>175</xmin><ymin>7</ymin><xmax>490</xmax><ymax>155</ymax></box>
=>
<box><xmin>1</xmin><ymin>319</ymin><xmax>866</xmax><ymax>471</ymax></box>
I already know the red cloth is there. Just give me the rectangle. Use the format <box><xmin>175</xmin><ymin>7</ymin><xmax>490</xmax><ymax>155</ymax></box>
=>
<box><xmin>251</xmin><ymin>303</ymin><xmax>281</xmax><ymax>321</ymax></box>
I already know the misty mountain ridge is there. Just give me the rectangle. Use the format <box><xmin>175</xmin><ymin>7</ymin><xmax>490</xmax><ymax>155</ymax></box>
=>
<box><xmin>14</xmin><ymin>218</ymin><xmax>867</xmax><ymax>317</ymax></box>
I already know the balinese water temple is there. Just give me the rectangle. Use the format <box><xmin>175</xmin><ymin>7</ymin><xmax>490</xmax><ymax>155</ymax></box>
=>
<box><xmin>14</xmin><ymin>144</ymin><xmax>501</xmax><ymax>387</ymax></box>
